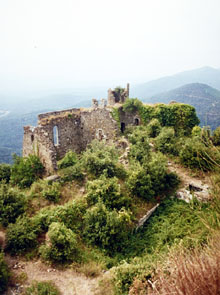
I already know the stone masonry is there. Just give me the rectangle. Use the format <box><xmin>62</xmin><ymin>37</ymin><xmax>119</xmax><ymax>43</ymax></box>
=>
<box><xmin>23</xmin><ymin>84</ymin><xmax>139</xmax><ymax>173</ymax></box>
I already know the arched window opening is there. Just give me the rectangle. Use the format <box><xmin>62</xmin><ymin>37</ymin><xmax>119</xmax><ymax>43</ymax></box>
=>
<box><xmin>31</xmin><ymin>135</ymin><xmax>34</xmax><ymax>142</ymax></box>
<box><xmin>121</xmin><ymin>122</ymin><xmax>126</xmax><ymax>133</ymax></box>
<box><xmin>53</xmin><ymin>126</ymin><xmax>59</xmax><ymax>146</ymax></box>
<box><xmin>135</xmin><ymin>118</ymin><xmax>139</xmax><ymax>126</ymax></box>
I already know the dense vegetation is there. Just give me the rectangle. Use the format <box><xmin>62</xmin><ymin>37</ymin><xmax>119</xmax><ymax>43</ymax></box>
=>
<box><xmin>1</xmin><ymin>99</ymin><xmax>220</xmax><ymax>294</ymax></box>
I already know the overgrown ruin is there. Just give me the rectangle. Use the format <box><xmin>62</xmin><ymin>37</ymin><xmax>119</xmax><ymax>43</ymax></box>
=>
<box><xmin>23</xmin><ymin>84</ymin><xmax>141</xmax><ymax>172</ymax></box>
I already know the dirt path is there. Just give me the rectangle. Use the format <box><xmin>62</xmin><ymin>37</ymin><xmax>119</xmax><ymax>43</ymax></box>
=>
<box><xmin>5</xmin><ymin>255</ymin><xmax>100</xmax><ymax>295</ymax></box>
<box><xmin>167</xmin><ymin>159</ymin><xmax>211</xmax><ymax>189</ymax></box>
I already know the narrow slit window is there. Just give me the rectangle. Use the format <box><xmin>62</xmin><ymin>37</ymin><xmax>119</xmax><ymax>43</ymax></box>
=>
<box><xmin>53</xmin><ymin>126</ymin><xmax>59</xmax><ymax>146</ymax></box>
<box><xmin>121</xmin><ymin>122</ymin><xmax>126</xmax><ymax>133</ymax></box>
<box><xmin>135</xmin><ymin>118</ymin><xmax>139</xmax><ymax>126</ymax></box>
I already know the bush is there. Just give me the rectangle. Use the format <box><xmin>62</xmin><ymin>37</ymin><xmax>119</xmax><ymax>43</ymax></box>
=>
<box><xmin>42</xmin><ymin>182</ymin><xmax>61</xmax><ymax>203</ymax></box>
<box><xmin>40</xmin><ymin>222</ymin><xmax>80</xmax><ymax>263</ymax></box>
<box><xmin>0</xmin><ymin>164</ymin><xmax>11</xmax><ymax>183</ymax></box>
<box><xmin>60</xmin><ymin>162</ymin><xmax>85</xmax><ymax>182</ymax></box>
<box><xmin>25</xmin><ymin>281</ymin><xmax>60</xmax><ymax>295</ymax></box>
<box><xmin>154</xmin><ymin>127</ymin><xmax>178</xmax><ymax>155</ymax></box>
<box><xmin>126</xmin><ymin>153</ymin><xmax>175</xmax><ymax>200</ymax></box>
<box><xmin>58</xmin><ymin>150</ymin><xmax>78</xmax><ymax>169</ymax></box>
<box><xmin>81</xmin><ymin>140</ymin><xmax>123</xmax><ymax>178</ymax></box>
<box><xmin>0</xmin><ymin>182</ymin><xmax>26</xmax><ymax>227</ymax></box>
<box><xmin>179</xmin><ymin>138</ymin><xmax>220</xmax><ymax>171</ymax></box>
<box><xmin>213</xmin><ymin>126</ymin><xmax>220</xmax><ymax>146</ymax></box>
<box><xmin>128</xmin><ymin>127</ymin><xmax>151</xmax><ymax>164</ymax></box>
<box><xmin>83</xmin><ymin>202</ymin><xmax>131</xmax><ymax>251</ymax></box>
<box><xmin>6</xmin><ymin>216</ymin><xmax>37</xmax><ymax>255</ymax></box>
<box><xmin>122</xmin><ymin>98</ymin><xmax>143</xmax><ymax>113</ymax></box>
<box><xmin>10</xmin><ymin>154</ymin><xmax>44</xmax><ymax>188</ymax></box>
<box><xmin>86</xmin><ymin>176</ymin><xmax>131</xmax><ymax>210</ymax></box>
<box><xmin>0</xmin><ymin>251</ymin><xmax>10</xmax><ymax>294</ymax></box>
<box><xmin>146</xmin><ymin>119</ymin><xmax>161</xmax><ymax>138</ymax></box>
<box><xmin>32</xmin><ymin>199</ymin><xmax>87</xmax><ymax>234</ymax></box>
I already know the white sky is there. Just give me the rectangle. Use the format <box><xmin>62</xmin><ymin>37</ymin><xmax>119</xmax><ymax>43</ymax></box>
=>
<box><xmin>0</xmin><ymin>0</ymin><xmax>220</xmax><ymax>96</ymax></box>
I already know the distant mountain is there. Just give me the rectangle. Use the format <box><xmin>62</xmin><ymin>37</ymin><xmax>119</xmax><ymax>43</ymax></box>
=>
<box><xmin>131</xmin><ymin>67</ymin><xmax>220</xmax><ymax>98</ymax></box>
<box><xmin>144</xmin><ymin>83</ymin><xmax>220</xmax><ymax>129</ymax></box>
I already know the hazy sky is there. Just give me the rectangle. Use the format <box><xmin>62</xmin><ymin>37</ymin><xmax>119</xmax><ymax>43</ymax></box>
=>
<box><xmin>1</xmin><ymin>0</ymin><xmax>220</xmax><ymax>96</ymax></box>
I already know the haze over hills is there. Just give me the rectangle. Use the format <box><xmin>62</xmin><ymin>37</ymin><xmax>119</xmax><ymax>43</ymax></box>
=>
<box><xmin>146</xmin><ymin>83</ymin><xmax>220</xmax><ymax>129</ymax></box>
<box><xmin>1</xmin><ymin>66</ymin><xmax>220</xmax><ymax>164</ymax></box>
<box><xmin>131</xmin><ymin>67</ymin><xmax>220</xmax><ymax>99</ymax></box>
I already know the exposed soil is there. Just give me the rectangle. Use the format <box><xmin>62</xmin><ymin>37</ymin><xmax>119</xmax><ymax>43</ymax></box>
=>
<box><xmin>5</xmin><ymin>254</ymin><xmax>101</xmax><ymax>295</ymax></box>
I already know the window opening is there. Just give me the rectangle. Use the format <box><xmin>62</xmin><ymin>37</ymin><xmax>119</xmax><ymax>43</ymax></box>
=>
<box><xmin>53</xmin><ymin>126</ymin><xmax>59</xmax><ymax>146</ymax></box>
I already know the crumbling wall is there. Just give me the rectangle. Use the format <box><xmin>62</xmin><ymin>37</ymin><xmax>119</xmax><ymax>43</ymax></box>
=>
<box><xmin>22</xmin><ymin>84</ymin><xmax>139</xmax><ymax>173</ymax></box>
<box><xmin>108</xmin><ymin>83</ymin><xmax>130</xmax><ymax>105</ymax></box>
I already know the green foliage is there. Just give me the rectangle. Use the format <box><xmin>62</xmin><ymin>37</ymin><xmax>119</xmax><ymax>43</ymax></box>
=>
<box><xmin>111</xmin><ymin>107</ymin><xmax>120</xmax><ymax>127</ymax></box>
<box><xmin>32</xmin><ymin>199</ymin><xmax>87</xmax><ymax>234</ymax></box>
<box><xmin>86</xmin><ymin>176</ymin><xmax>131</xmax><ymax>210</ymax></box>
<box><xmin>6</xmin><ymin>216</ymin><xmax>37</xmax><ymax>255</ymax></box>
<box><xmin>25</xmin><ymin>281</ymin><xmax>60</xmax><ymax>295</ymax></box>
<box><xmin>179</xmin><ymin>137</ymin><xmax>220</xmax><ymax>171</ymax></box>
<box><xmin>81</xmin><ymin>140</ymin><xmax>124</xmax><ymax>178</ymax></box>
<box><xmin>139</xmin><ymin>103</ymin><xmax>199</xmax><ymax>136</ymax></box>
<box><xmin>0</xmin><ymin>164</ymin><xmax>11</xmax><ymax>183</ymax></box>
<box><xmin>213</xmin><ymin>126</ymin><xmax>220</xmax><ymax>146</ymax></box>
<box><xmin>40</xmin><ymin>222</ymin><xmax>80</xmax><ymax>263</ymax></box>
<box><xmin>128</xmin><ymin>126</ymin><xmax>151</xmax><ymax>164</ymax></box>
<box><xmin>60</xmin><ymin>162</ymin><xmax>85</xmax><ymax>182</ymax></box>
<box><xmin>122</xmin><ymin>98</ymin><xmax>143</xmax><ymax>113</ymax></box>
<box><xmin>0</xmin><ymin>182</ymin><xmax>26</xmax><ymax>227</ymax></box>
<box><xmin>113</xmin><ymin>198</ymin><xmax>212</xmax><ymax>294</ymax></box>
<box><xmin>83</xmin><ymin>202</ymin><xmax>131</xmax><ymax>252</ymax></box>
<box><xmin>154</xmin><ymin>127</ymin><xmax>178</xmax><ymax>155</ymax></box>
<box><xmin>126</xmin><ymin>153</ymin><xmax>178</xmax><ymax>200</ymax></box>
<box><xmin>192</xmin><ymin>126</ymin><xmax>202</xmax><ymax>137</ymax></box>
<box><xmin>42</xmin><ymin>182</ymin><xmax>61</xmax><ymax>203</ymax></box>
<box><xmin>10</xmin><ymin>154</ymin><xmax>44</xmax><ymax>188</ymax></box>
<box><xmin>146</xmin><ymin>118</ymin><xmax>161</xmax><ymax>138</ymax></box>
<box><xmin>0</xmin><ymin>251</ymin><xmax>10</xmax><ymax>294</ymax></box>
<box><xmin>58</xmin><ymin>150</ymin><xmax>78</xmax><ymax>169</ymax></box>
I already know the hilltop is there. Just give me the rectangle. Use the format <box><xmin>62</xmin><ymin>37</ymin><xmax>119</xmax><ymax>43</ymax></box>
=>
<box><xmin>147</xmin><ymin>83</ymin><xmax>220</xmax><ymax>129</ymax></box>
<box><xmin>131</xmin><ymin>66</ymin><xmax>220</xmax><ymax>98</ymax></box>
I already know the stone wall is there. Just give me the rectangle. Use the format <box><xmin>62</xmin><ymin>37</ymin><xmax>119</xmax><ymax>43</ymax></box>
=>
<box><xmin>23</xmin><ymin>105</ymin><xmax>120</xmax><ymax>173</ymax></box>
<box><xmin>22</xmin><ymin>84</ymin><xmax>141</xmax><ymax>174</ymax></box>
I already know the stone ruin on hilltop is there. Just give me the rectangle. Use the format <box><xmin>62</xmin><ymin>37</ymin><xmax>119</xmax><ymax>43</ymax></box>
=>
<box><xmin>23</xmin><ymin>84</ymin><xmax>141</xmax><ymax>173</ymax></box>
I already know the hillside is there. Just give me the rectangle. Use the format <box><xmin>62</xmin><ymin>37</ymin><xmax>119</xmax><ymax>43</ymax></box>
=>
<box><xmin>131</xmin><ymin>66</ymin><xmax>220</xmax><ymax>98</ymax></box>
<box><xmin>1</xmin><ymin>100</ymin><xmax>220</xmax><ymax>294</ymax></box>
<box><xmin>143</xmin><ymin>83</ymin><xmax>220</xmax><ymax>129</ymax></box>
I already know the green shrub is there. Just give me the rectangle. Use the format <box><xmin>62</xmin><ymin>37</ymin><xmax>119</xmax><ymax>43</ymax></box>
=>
<box><xmin>154</xmin><ymin>127</ymin><xmax>178</xmax><ymax>155</ymax></box>
<box><xmin>58</xmin><ymin>150</ymin><xmax>77</xmax><ymax>169</ymax></box>
<box><xmin>25</xmin><ymin>281</ymin><xmax>60</xmax><ymax>295</ymax></box>
<box><xmin>0</xmin><ymin>182</ymin><xmax>26</xmax><ymax>227</ymax></box>
<box><xmin>126</xmin><ymin>153</ymin><xmax>177</xmax><ymax>200</ymax></box>
<box><xmin>81</xmin><ymin>140</ymin><xmax>123</xmax><ymax>178</ymax></box>
<box><xmin>86</xmin><ymin>176</ymin><xmax>131</xmax><ymax>210</ymax></box>
<box><xmin>6</xmin><ymin>216</ymin><xmax>37</xmax><ymax>255</ymax></box>
<box><xmin>192</xmin><ymin>126</ymin><xmax>202</xmax><ymax>138</ymax></box>
<box><xmin>122</xmin><ymin>98</ymin><xmax>143</xmax><ymax>113</ymax></box>
<box><xmin>83</xmin><ymin>202</ymin><xmax>131</xmax><ymax>251</ymax></box>
<box><xmin>128</xmin><ymin>127</ymin><xmax>151</xmax><ymax>164</ymax></box>
<box><xmin>40</xmin><ymin>222</ymin><xmax>80</xmax><ymax>263</ymax></box>
<box><xmin>0</xmin><ymin>251</ymin><xmax>10</xmax><ymax>294</ymax></box>
<box><xmin>60</xmin><ymin>162</ymin><xmax>85</xmax><ymax>182</ymax></box>
<box><xmin>32</xmin><ymin>199</ymin><xmax>87</xmax><ymax>234</ymax></box>
<box><xmin>213</xmin><ymin>126</ymin><xmax>220</xmax><ymax>146</ymax></box>
<box><xmin>179</xmin><ymin>138</ymin><xmax>220</xmax><ymax>171</ymax></box>
<box><xmin>10</xmin><ymin>154</ymin><xmax>44</xmax><ymax>188</ymax></box>
<box><xmin>146</xmin><ymin>118</ymin><xmax>162</xmax><ymax>138</ymax></box>
<box><xmin>42</xmin><ymin>182</ymin><xmax>61</xmax><ymax>203</ymax></box>
<box><xmin>0</xmin><ymin>164</ymin><xmax>11</xmax><ymax>183</ymax></box>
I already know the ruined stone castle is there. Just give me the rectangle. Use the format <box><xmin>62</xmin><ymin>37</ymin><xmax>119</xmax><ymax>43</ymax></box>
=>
<box><xmin>23</xmin><ymin>84</ymin><xmax>141</xmax><ymax>173</ymax></box>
